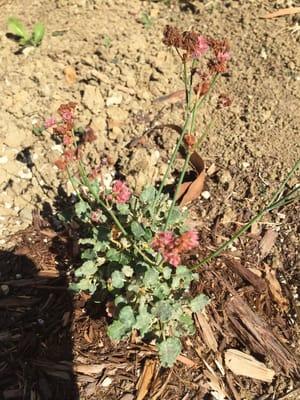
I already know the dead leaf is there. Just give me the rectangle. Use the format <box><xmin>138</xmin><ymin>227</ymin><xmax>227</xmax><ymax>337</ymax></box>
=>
<box><xmin>260</xmin><ymin>229</ymin><xmax>278</xmax><ymax>259</ymax></box>
<box><xmin>153</xmin><ymin>89</ymin><xmax>185</xmax><ymax>104</ymax></box>
<box><xmin>263</xmin><ymin>7</ymin><xmax>300</xmax><ymax>19</ymax></box>
<box><xmin>180</xmin><ymin>171</ymin><xmax>205</xmax><ymax>206</ymax></box>
<box><xmin>225</xmin><ymin>349</ymin><xmax>275</xmax><ymax>382</ymax></box>
<box><xmin>64</xmin><ymin>66</ymin><xmax>77</xmax><ymax>85</ymax></box>
<box><xmin>136</xmin><ymin>359</ymin><xmax>156</xmax><ymax>400</ymax></box>
<box><xmin>177</xmin><ymin>151</ymin><xmax>205</xmax><ymax>206</ymax></box>
<box><xmin>265</xmin><ymin>264</ymin><xmax>289</xmax><ymax>311</ymax></box>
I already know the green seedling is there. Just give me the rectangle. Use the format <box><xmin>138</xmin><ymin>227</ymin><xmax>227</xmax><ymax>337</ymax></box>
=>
<box><xmin>7</xmin><ymin>17</ymin><xmax>45</xmax><ymax>48</ymax></box>
<box><xmin>140</xmin><ymin>12</ymin><xmax>153</xmax><ymax>29</ymax></box>
<box><xmin>103</xmin><ymin>34</ymin><xmax>112</xmax><ymax>48</ymax></box>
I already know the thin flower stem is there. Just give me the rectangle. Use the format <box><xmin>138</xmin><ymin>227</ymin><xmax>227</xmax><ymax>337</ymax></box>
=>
<box><xmin>163</xmin><ymin>76</ymin><xmax>219</xmax><ymax>230</ymax></box>
<box><xmin>192</xmin><ymin>158</ymin><xmax>300</xmax><ymax>269</ymax></box>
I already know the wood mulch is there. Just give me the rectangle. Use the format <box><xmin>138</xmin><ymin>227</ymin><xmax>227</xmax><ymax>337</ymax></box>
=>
<box><xmin>0</xmin><ymin>206</ymin><xmax>299</xmax><ymax>399</ymax></box>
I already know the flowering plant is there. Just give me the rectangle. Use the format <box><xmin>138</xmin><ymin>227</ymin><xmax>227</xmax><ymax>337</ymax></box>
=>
<box><xmin>45</xmin><ymin>26</ymin><xmax>231</xmax><ymax>367</ymax></box>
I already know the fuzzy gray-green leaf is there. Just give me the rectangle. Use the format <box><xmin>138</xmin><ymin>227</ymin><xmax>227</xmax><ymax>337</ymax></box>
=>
<box><xmin>111</xmin><ymin>270</ymin><xmax>125</xmax><ymax>288</ymax></box>
<box><xmin>119</xmin><ymin>305</ymin><xmax>135</xmax><ymax>330</ymax></box>
<box><xmin>190</xmin><ymin>293</ymin><xmax>209</xmax><ymax>313</ymax></box>
<box><xmin>108</xmin><ymin>320</ymin><xmax>126</xmax><ymax>340</ymax></box>
<box><xmin>158</xmin><ymin>337</ymin><xmax>182</xmax><ymax>368</ymax></box>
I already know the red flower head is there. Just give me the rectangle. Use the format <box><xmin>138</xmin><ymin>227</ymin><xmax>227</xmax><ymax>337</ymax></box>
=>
<box><xmin>112</xmin><ymin>180</ymin><xmax>131</xmax><ymax>204</ymax></box>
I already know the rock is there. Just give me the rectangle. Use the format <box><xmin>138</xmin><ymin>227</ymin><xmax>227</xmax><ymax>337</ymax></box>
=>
<box><xmin>82</xmin><ymin>85</ymin><xmax>104</xmax><ymax>113</ymax></box>
<box><xmin>0</xmin><ymin>284</ymin><xmax>9</xmax><ymax>295</ymax></box>
<box><xmin>19</xmin><ymin>207</ymin><xmax>33</xmax><ymax>223</ymax></box>
<box><xmin>0</xmin><ymin>156</ymin><xmax>8</xmax><ymax>165</ymax></box>
<box><xmin>1</xmin><ymin>119</ymin><xmax>27</xmax><ymax>148</ymax></box>
<box><xmin>201</xmin><ymin>191</ymin><xmax>211</xmax><ymax>200</ymax></box>
<box><xmin>127</xmin><ymin>149</ymin><xmax>160</xmax><ymax>192</ymax></box>
<box><xmin>219</xmin><ymin>170</ymin><xmax>232</xmax><ymax>185</ymax></box>
<box><xmin>18</xmin><ymin>167</ymin><xmax>32</xmax><ymax>180</ymax></box>
<box><xmin>106</xmin><ymin>92</ymin><xmax>123</xmax><ymax>107</ymax></box>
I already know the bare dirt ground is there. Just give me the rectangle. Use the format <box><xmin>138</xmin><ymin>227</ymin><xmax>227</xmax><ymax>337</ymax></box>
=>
<box><xmin>0</xmin><ymin>0</ymin><xmax>299</xmax><ymax>399</ymax></box>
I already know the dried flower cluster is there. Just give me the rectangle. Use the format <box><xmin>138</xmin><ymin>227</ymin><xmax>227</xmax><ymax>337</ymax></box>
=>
<box><xmin>163</xmin><ymin>25</ymin><xmax>230</xmax><ymax>73</ymax></box>
<box><xmin>43</xmin><ymin>102</ymin><xmax>97</xmax><ymax>170</ymax></box>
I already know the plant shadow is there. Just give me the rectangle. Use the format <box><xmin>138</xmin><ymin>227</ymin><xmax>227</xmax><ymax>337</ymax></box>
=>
<box><xmin>0</xmin><ymin>238</ymin><xmax>79</xmax><ymax>399</ymax></box>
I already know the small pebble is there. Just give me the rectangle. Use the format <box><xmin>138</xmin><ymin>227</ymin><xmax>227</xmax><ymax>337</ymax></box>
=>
<box><xmin>1</xmin><ymin>284</ymin><xmax>9</xmax><ymax>295</ymax></box>
<box><xmin>201</xmin><ymin>191</ymin><xmax>211</xmax><ymax>200</ymax></box>
<box><xmin>101</xmin><ymin>377</ymin><xmax>112</xmax><ymax>387</ymax></box>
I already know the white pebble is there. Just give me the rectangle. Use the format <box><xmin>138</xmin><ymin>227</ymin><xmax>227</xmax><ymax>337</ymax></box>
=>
<box><xmin>101</xmin><ymin>377</ymin><xmax>112</xmax><ymax>387</ymax></box>
<box><xmin>0</xmin><ymin>156</ymin><xmax>8</xmax><ymax>164</ymax></box>
<box><xmin>201</xmin><ymin>191</ymin><xmax>211</xmax><ymax>200</ymax></box>
<box><xmin>0</xmin><ymin>284</ymin><xmax>9</xmax><ymax>295</ymax></box>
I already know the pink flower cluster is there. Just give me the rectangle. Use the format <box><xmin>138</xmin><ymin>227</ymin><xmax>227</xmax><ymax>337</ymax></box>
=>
<box><xmin>112</xmin><ymin>180</ymin><xmax>131</xmax><ymax>204</ymax></box>
<box><xmin>192</xmin><ymin>35</ymin><xmax>209</xmax><ymax>59</ymax></box>
<box><xmin>152</xmin><ymin>229</ymin><xmax>199</xmax><ymax>267</ymax></box>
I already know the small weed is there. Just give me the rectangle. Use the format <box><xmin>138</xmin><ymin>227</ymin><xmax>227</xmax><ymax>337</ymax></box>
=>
<box><xmin>103</xmin><ymin>34</ymin><xmax>112</xmax><ymax>48</ymax></box>
<box><xmin>140</xmin><ymin>12</ymin><xmax>153</xmax><ymax>29</ymax></box>
<box><xmin>7</xmin><ymin>17</ymin><xmax>45</xmax><ymax>48</ymax></box>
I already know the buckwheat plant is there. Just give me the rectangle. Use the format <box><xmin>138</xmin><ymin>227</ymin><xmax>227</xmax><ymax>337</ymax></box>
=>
<box><xmin>45</xmin><ymin>27</ymin><xmax>231</xmax><ymax>367</ymax></box>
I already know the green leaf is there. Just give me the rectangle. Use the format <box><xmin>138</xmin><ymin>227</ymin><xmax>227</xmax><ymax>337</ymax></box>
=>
<box><xmin>75</xmin><ymin>200</ymin><xmax>90</xmax><ymax>219</ymax></box>
<box><xmin>32</xmin><ymin>22</ymin><xmax>45</xmax><ymax>46</ymax></box>
<box><xmin>81</xmin><ymin>248</ymin><xmax>96</xmax><ymax>260</ymax></box>
<box><xmin>106</xmin><ymin>248</ymin><xmax>129</xmax><ymax>265</ymax></box>
<box><xmin>172</xmin><ymin>265</ymin><xmax>193</xmax><ymax>290</ymax></box>
<box><xmin>7</xmin><ymin>17</ymin><xmax>30</xmax><ymax>40</ymax></box>
<box><xmin>116</xmin><ymin>203</ymin><xmax>130</xmax><ymax>215</ymax></box>
<box><xmin>153</xmin><ymin>283</ymin><xmax>170</xmax><ymax>300</ymax></box>
<box><xmin>69</xmin><ymin>278</ymin><xmax>96</xmax><ymax>293</ymax></box>
<box><xmin>122</xmin><ymin>265</ymin><xmax>134</xmax><ymax>277</ymax></box>
<box><xmin>190</xmin><ymin>294</ymin><xmax>209</xmax><ymax>313</ymax></box>
<box><xmin>75</xmin><ymin>260</ymin><xmax>97</xmax><ymax>277</ymax></box>
<box><xmin>108</xmin><ymin>320</ymin><xmax>126</xmax><ymax>340</ymax></box>
<box><xmin>134</xmin><ymin>310</ymin><xmax>153</xmax><ymax>337</ymax></box>
<box><xmin>140</xmin><ymin>186</ymin><xmax>156</xmax><ymax>203</ymax></box>
<box><xmin>94</xmin><ymin>241</ymin><xmax>109</xmax><ymax>252</ymax></box>
<box><xmin>119</xmin><ymin>305</ymin><xmax>135</xmax><ymax>330</ymax></box>
<box><xmin>128</xmin><ymin>283</ymin><xmax>139</xmax><ymax>293</ymax></box>
<box><xmin>177</xmin><ymin>313</ymin><xmax>195</xmax><ymax>335</ymax></box>
<box><xmin>143</xmin><ymin>268</ymin><xmax>159</xmax><ymax>288</ymax></box>
<box><xmin>111</xmin><ymin>270</ymin><xmax>125</xmax><ymax>288</ymax></box>
<box><xmin>114</xmin><ymin>295</ymin><xmax>126</xmax><ymax>306</ymax></box>
<box><xmin>130</xmin><ymin>221</ymin><xmax>145</xmax><ymax>239</ymax></box>
<box><xmin>162</xmin><ymin>267</ymin><xmax>172</xmax><ymax>280</ymax></box>
<box><xmin>158</xmin><ymin>337</ymin><xmax>182</xmax><ymax>368</ymax></box>
<box><xmin>167</xmin><ymin>207</ymin><xmax>182</xmax><ymax>226</ymax></box>
<box><xmin>152</xmin><ymin>300</ymin><xmax>173</xmax><ymax>322</ymax></box>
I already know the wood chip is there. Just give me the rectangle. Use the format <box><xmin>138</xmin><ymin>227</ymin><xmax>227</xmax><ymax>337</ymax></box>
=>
<box><xmin>265</xmin><ymin>264</ymin><xmax>288</xmax><ymax>311</ymax></box>
<box><xmin>224</xmin><ymin>257</ymin><xmax>267</xmax><ymax>293</ymax></box>
<box><xmin>136</xmin><ymin>359</ymin><xmax>156</xmax><ymax>400</ymax></box>
<box><xmin>226</xmin><ymin>295</ymin><xmax>298</xmax><ymax>374</ymax></box>
<box><xmin>263</xmin><ymin>7</ymin><xmax>300</xmax><ymax>19</ymax></box>
<box><xmin>225</xmin><ymin>349</ymin><xmax>275</xmax><ymax>382</ymax></box>
<box><xmin>195</xmin><ymin>311</ymin><xmax>218</xmax><ymax>352</ymax></box>
<box><xmin>74</xmin><ymin>364</ymin><xmax>106</xmax><ymax>375</ymax></box>
<box><xmin>260</xmin><ymin>229</ymin><xmax>278</xmax><ymax>259</ymax></box>
<box><xmin>176</xmin><ymin>354</ymin><xmax>196</xmax><ymax>368</ymax></box>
